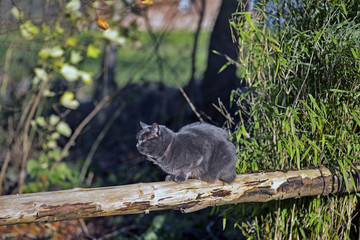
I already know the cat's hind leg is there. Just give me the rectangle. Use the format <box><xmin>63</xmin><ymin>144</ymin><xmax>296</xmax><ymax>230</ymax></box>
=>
<box><xmin>219</xmin><ymin>170</ymin><xmax>236</xmax><ymax>183</ymax></box>
<box><xmin>218</xmin><ymin>160</ymin><xmax>237</xmax><ymax>183</ymax></box>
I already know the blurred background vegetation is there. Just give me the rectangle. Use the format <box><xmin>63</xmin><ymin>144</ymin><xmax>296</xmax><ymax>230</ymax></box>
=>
<box><xmin>0</xmin><ymin>0</ymin><xmax>360</xmax><ymax>239</ymax></box>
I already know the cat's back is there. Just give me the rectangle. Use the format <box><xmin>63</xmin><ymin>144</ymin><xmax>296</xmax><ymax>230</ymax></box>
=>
<box><xmin>178</xmin><ymin>122</ymin><xmax>229</xmax><ymax>140</ymax></box>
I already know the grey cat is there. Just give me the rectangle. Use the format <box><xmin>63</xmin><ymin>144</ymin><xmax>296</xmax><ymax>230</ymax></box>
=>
<box><xmin>136</xmin><ymin>122</ymin><xmax>237</xmax><ymax>183</ymax></box>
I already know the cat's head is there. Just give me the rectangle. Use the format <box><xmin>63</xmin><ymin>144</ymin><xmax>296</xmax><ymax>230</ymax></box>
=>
<box><xmin>136</xmin><ymin>122</ymin><xmax>165</xmax><ymax>158</ymax></box>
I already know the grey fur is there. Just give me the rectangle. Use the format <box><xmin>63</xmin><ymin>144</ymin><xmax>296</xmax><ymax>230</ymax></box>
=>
<box><xmin>136</xmin><ymin>122</ymin><xmax>237</xmax><ymax>183</ymax></box>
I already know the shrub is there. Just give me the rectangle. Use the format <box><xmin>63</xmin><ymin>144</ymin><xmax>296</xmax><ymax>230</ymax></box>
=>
<box><xmin>227</xmin><ymin>0</ymin><xmax>360</xmax><ymax>238</ymax></box>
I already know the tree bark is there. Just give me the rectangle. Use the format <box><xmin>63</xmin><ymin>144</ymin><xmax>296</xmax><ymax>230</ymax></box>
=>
<box><xmin>0</xmin><ymin>166</ymin><xmax>359</xmax><ymax>225</ymax></box>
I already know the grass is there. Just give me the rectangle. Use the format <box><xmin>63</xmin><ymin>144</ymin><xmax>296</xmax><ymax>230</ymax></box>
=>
<box><xmin>0</xmin><ymin>30</ymin><xmax>210</xmax><ymax>90</ymax></box>
<box><xmin>114</xmin><ymin>31</ymin><xmax>210</xmax><ymax>87</ymax></box>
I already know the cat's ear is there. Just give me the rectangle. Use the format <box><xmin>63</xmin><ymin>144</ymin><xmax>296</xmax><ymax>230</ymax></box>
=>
<box><xmin>140</xmin><ymin>121</ymin><xmax>149</xmax><ymax>129</ymax></box>
<box><xmin>150</xmin><ymin>123</ymin><xmax>160</xmax><ymax>137</ymax></box>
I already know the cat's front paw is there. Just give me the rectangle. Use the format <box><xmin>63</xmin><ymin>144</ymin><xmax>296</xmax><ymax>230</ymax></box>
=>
<box><xmin>174</xmin><ymin>175</ymin><xmax>186</xmax><ymax>183</ymax></box>
<box><xmin>165</xmin><ymin>175</ymin><xmax>175</xmax><ymax>181</ymax></box>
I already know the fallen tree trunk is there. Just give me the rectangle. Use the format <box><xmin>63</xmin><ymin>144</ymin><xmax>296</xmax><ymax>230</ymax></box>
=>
<box><xmin>1</xmin><ymin>166</ymin><xmax>359</xmax><ymax>225</ymax></box>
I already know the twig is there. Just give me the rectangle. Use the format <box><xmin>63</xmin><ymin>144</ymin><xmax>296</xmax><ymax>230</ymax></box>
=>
<box><xmin>0</xmin><ymin>151</ymin><xmax>11</xmax><ymax>195</ymax></box>
<box><xmin>50</xmin><ymin>93</ymin><xmax>112</xmax><ymax>172</ymax></box>
<box><xmin>18</xmin><ymin>79</ymin><xmax>48</xmax><ymax>194</ymax></box>
<box><xmin>179</xmin><ymin>87</ymin><xmax>204</xmax><ymax>122</ymax></box>
<box><xmin>78</xmin><ymin>103</ymin><xmax>124</xmax><ymax>185</ymax></box>
<box><xmin>79</xmin><ymin>219</ymin><xmax>92</xmax><ymax>239</ymax></box>
<box><xmin>212</xmin><ymin>100</ymin><xmax>234</xmax><ymax>125</ymax></box>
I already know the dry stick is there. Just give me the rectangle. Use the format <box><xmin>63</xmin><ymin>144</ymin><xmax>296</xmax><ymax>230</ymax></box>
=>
<box><xmin>0</xmin><ymin>151</ymin><xmax>11</xmax><ymax>195</ymax></box>
<box><xmin>179</xmin><ymin>87</ymin><xmax>204</xmax><ymax>122</ymax></box>
<box><xmin>18</xmin><ymin>80</ymin><xmax>48</xmax><ymax>194</ymax></box>
<box><xmin>78</xmin><ymin>103</ymin><xmax>124</xmax><ymax>185</ymax></box>
<box><xmin>0</xmin><ymin>117</ymin><xmax>15</xmax><ymax>195</ymax></box>
<box><xmin>50</xmin><ymin>93</ymin><xmax>112</xmax><ymax>172</ymax></box>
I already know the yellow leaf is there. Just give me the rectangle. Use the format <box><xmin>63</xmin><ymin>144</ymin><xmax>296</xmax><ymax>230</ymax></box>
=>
<box><xmin>60</xmin><ymin>92</ymin><xmax>79</xmax><ymax>110</ymax></box>
<box><xmin>66</xmin><ymin>37</ymin><xmax>78</xmax><ymax>47</ymax></box>
<box><xmin>87</xmin><ymin>44</ymin><xmax>101</xmax><ymax>58</ymax></box>
<box><xmin>79</xmin><ymin>71</ymin><xmax>93</xmax><ymax>84</ymax></box>
<box><xmin>20</xmin><ymin>21</ymin><xmax>39</xmax><ymax>40</ymax></box>
<box><xmin>139</xmin><ymin>0</ymin><xmax>153</xmax><ymax>5</ymax></box>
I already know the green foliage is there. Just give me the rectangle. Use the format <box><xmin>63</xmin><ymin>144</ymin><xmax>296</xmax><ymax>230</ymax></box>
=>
<box><xmin>228</xmin><ymin>0</ymin><xmax>360</xmax><ymax>238</ymax></box>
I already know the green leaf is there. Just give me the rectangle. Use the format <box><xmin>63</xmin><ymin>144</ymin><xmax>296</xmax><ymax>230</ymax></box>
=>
<box><xmin>308</xmin><ymin>94</ymin><xmax>321</xmax><ymax>113</ymax></box>
<box><xmin>39</xmin><ymin>46</ymin><xmax>64</xmax><ymax>59</ymax></box>
<box><xmin>26</xmin><ymin>159</ymin><xmax>40</xmax><ymax>178</ymax></box>
<box><xmin>35</xmin><ymin>116</ymin><xmax>46</xmax><ymax>127</ymax></box>
<box><xmin>340</xmin><ymin>0</ymin><xmax>348</xmax><ymax>16</ymax></box>
<box><xmin>11</xmin><ymin>6</ymin><xmax>24</xmax><ymax>20</ymax></box>
<box><xmin>49</xmin><ymin>46</ymin><xmax>64</xmax><ymax>58</ymax></box>
<box><xmin>351</xmin><ymin>48</ymin><xmax>358</xmax><ymax>59</ymax></box>
<box><xmin>86</xmin><ymin>44</ymin><xmax>101</xmax><ymax>58</ymax></box>
<box><xmin>34</xmin><ymin>68</ymin><xmax>49</xmax><ymax>81</ymax></box>
<box><xmin>244</xmin><ymin>12</ymin><xmax>256</xmax><ymax>30</ymax></box>
<box><xmin>60</xmin><ymin>91</ymin><xmax>79</xmax><ymax>110</ymax></box>
<box><xmin>60</xmin><ymin>64</ymin><xmax>79</xmax><ymax>82</ymax></box>
<box><xmin>70</xmin><ymin>50</ymin><xmax>83</xmax><ymax>64</ymax></box>
<box><xmin>49</xmin><ymin>115</ymin><xmax>60</xmax><ymax>126</ymax></box>
<box><xmin>20</xmin><ymin>20</ymin><xmax>39</xmax><ymax>40</ymax></box>
<box><xmin>79</xmin><ymin>71</ymin><xmax>93</xmax><ymax>84</ymax></box>
<box><xmin>152</xmin><ymin>215</ymin><xmax>165</xmax><ymax>230</ymax></box>
<box><xmin>65</xmin><ymin>0</ymin><xmax>81</xmax><ymax>13</ymax></box>
<box><xmin>56</xmin><ymin>121</ymin><xmax>72</xmax><ymax>137</ymax></box>
<box><xmin>325</xmin><ymin>54</ymin><xmax>329</xmax><ymax>70</ymax></box>
<box><xmin>218</xmin><ymin>61</ymin><xmax>231</xmax><ymax>73</ymax></box>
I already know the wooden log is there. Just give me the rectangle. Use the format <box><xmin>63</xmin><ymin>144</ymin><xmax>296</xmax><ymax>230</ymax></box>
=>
<box><xmin>0</xmin><ymin>166</ymin><xmax>359</xmax><ymax>225</ymax></box>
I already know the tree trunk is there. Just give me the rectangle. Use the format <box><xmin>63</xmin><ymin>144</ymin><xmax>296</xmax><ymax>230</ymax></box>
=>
<box><xmin>0</xmin><ymin>166</ymin><xmax>359</xmax><ymax>225</ymax></box>
<box><xmin>200</xmin><ymin>0</ymin><xmax>241</xmax><ymax>123</ymax></box>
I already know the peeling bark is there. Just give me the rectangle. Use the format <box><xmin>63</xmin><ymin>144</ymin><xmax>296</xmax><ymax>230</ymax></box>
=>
<box><xmin>0</xmin><ymin>166</ymin><xmax>359</xmax><ymax>225</ymax></box>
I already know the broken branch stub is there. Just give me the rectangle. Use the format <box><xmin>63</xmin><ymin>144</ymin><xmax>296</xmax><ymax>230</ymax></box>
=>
<box><xmin>0</xmin><ymin>166</ymin><xmax>359</xmax><ymax>225</ymax></box>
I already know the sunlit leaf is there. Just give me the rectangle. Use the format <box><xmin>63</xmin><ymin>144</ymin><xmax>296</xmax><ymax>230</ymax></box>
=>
<box><xmin>65</xmin><ymin>0</ymin><xmax>81</xmax><ymax>12</ymax></box>
<box><xmin>139</xmin><ymin>0</ymin><xmax>153</xmax><ymax>5</ymax></box>
<box><xmin>79</xmin><ymin>71</ymin><xmax>93</xmax><ymax>84</ymax></box>
<box><xmin>50</xmin><ymin>46</ymin><xmax>64</xmax><ymax>58</ymax></box>
<box><xmin>20</xmin><ymin>21</ymin><xmax>39</xmax><ymax>40</ymax></box>
<box><xmin>70</xmin><ymin>51</ymin><xmax>83</xmax><ymax>64</ymax></box>
<box><xmin>39</xmin><ymin>46</ymin><xmax>64</xmax><ymax>59</ymax></box>
<box><xmin>35</xmin><ymin>116</ymin><xmax>46</xmax><ymax>127</ymax></box>
<box><xmin>49</xmin><ymin>115</ymin><xmax>60</xmax><ymax>126</ymax></box>
<box><xmin>47</xmin><ymin>140</ymin><xmax>57</xmax><ymax>149</ymax></box>
<box><xmin>103</xmin><ymin>28</ymin><xmax>126</xmax><ymax>46</ymax></box>
<box><xmin>56</xmin><ymin>121</ymin><xmax>72</xmax><ymax>137</ymax></box>
<box><xmin>66</xmin><ymin>37</ymin><xmax>78</xmax><ymax>47</ymax></box>
<box><xmin>11</xmin><ymin>6</ymin><xmax>24</xmax><ymax>20</ymax></box>
<box><xmin>34</xmin><ymin>68</ymin><xmax>48</xmax><ymax>81</ymax></box>
<box><xmin>87</xmin><ymin>44</ymin><xmax>101</xmax><ymax>58</ymax></box>
<box><xmin>60</xmin><ymin>91</ymin><xmax>79</xmax><ymax>109</ymax></box>
<box><xmin>60</xmin><ymin>64</ymin><xmax>79</xmax><ymax>82</ymax></box>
